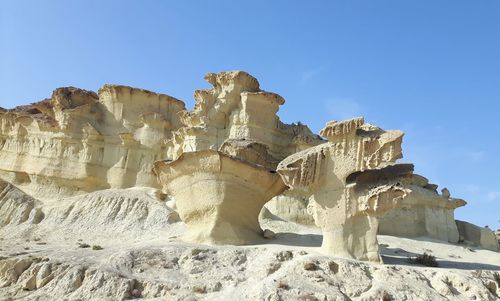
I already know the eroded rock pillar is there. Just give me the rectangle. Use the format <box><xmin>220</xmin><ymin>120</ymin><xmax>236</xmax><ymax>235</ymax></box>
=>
<box><xmin>278</xmin><ymin>118</ymin><xmax>411</xmax><ymax>262</ymax></box>
<box><xmin>154</xmin><ymin>150</ymin><xmax>286</xmax><ymax>245</ymax></box>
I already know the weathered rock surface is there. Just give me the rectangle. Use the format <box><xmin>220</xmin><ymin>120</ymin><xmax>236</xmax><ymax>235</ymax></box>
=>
<box><xmin>0</xmin><ymin>70</ymin><xmax>498</xmax><ymax>301</ymax></box>
<box><xmin>1</xmin><ymin>233</ymin><xmax>499</xmax><ymax>301</ymax></box>
<box><xmin>262</xmin><ymin>190</ymin><xmax>315</xmax><ymax>226</ymax></box>
<box><xmin>266</xmin><ymin>152</ymin><xmax>467</xmax><ymax>247</ymax></box>
<box><xmin>165</xmin><ymin>71</ymin><xmax>323</xmax><ymax>166</ymax></box>
<box><xmin>264</xmin><ymin>178</ymin><xmax>467</xmax><ymax>245</ymax></box>
<box><xmin>456</xmin><ymin>220</ymin><xmax>499</xmax><ymax>251</ymax></box>
<box><xmin>0</xmin><ymin>179</ymin><xmax>43</xmax><ymax>227</ymax></box>
<box><xmin>278</xmin><ymin>118</ymin><xmax>411</xmax><ymax>262</ymax></box>
<box><xmin>154</xmin><ymin>150</ymin><xmax>287</xmax><ymax>245</ymax></box>
<box><xmin>0</xmin><ymin>186</ymin><xmax>180</xmax><ymax>243</ymax></box>
<box><xmin>0</xmin><ymin>86</ymin><xmax>185</xmax><ymax>199</ymax></box>
<box><xmin>151</xmin><ymin>71</ymin><xmax>321</xmax><ymax>246</ymax></box>
<box><xmin>379</xmin><ymin>174</ymin><xmax>466</xmax><ymax>243</ymax></box>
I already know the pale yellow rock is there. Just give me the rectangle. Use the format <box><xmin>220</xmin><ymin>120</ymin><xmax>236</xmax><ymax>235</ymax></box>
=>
<box><xmin>153</xmin><ymin>149</ymin><xmax>287</xmax><ymax>245</ymax></box>
<box><xmin>159</xmin><ymin>71</ymin><xmax>322</xmax><ymax>240</ymax></box>
<box><xmin>0</xmin><ymin>86</ymin><xmax>185</xmax><ymax>199</ymax></box>
<box><xmin>379</xmin><ymin>174</ymin><xmax>466</xmax><ymax>243</ymax></box>
<box><xmin>456</xmin><ymin>220</ymin><xmax>499</xmax><ymax>251</ymax></box>
<box><xmin>262</xmin><ymin>190</ymin><xmax>315</xmax><ymax>226</ymax></box>
<box><xmin>1</xmin><ymin>71</ymin><xmax>499</xmax><ymax>300</ymax></box>
<box><xmin>264</xmin><ymin>173</ymin><xmax>468</xmax><ymax>244</ymax></box>
<box><xmin>277</xmin><ymin>118</ymin><xmax>411</xmax><ymax>262</ymax></box>
<box><xmin>166</xmin><ymin>71</ymin><xmax>323</xmax><ymax>167</ymax></box>
<box><xmin>0</xmin><ymin>71</ymin><xmax>320</xmax><ymax>202</ymax></box>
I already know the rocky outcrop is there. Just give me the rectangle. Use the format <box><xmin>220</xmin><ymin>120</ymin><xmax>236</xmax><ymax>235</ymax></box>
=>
<box><xmin>0</xmin><ymin>70</ymin><xmax>491</xmax><ymax>264</ymax></box>
<box><xmin>0</xmin><ymin>186</ymin><xmax>179</xmax><ymax>244</ymax></box>
<box><xmin>0</xmin><ymin>179</ymin><xmax>43</xmax><ymax>227</ymax></box>
<box><xmin>262</xmin><ymin>190</ymin><xmax>315</xmax><ymax>226</ymax></box>
<box><xmin>152</xmin><ymin>71</ymin><xmax>320</xmax><ymax>245</ymax></box>
<box><xmin>262</xmin><ymin>178</ymin><xmax>466</xmax><ymax>243</ymax></box>
<box><xmin>0</xmin><ymin>86</ymin><xmax>185</xmax><ymax>199</ymax></box>
<box><xmin>165</xmin><ymin>71</ymin><xmax>323</xmax><ymax>167</ymax></box>
<box><xmin>456</xmin><ymin>220</ymin><xmax>499</xmax><ymax>251</ymax></box>
<box><xmin>154</xmin><ymin>150</ymin><xmax>287</xmax><ymax>245</ymax></box>
<box><xmin>277</xmin><ymin>118</ymin><xmax>411</xmax><ymax>262</ymax></box>
<box><xmin>2</xmin><ymin>244</ymin><xmax>499</xmax><ymax>301</ymax></box>
<box><xmin>379</xmin><ymin>175</ymin><xmax>466</xmax><ymax>243</ymax></box>
<box><xmin>265</xmin><ymin>165</ymin><xmax>467</xmax><ymax>245</ymax></box>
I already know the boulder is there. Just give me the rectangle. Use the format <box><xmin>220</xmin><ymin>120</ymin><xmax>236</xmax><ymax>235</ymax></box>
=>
<box><xmin>456</xmin><ymin>220</ymin><xmax>499</xmax><ymax>251</ymax></box>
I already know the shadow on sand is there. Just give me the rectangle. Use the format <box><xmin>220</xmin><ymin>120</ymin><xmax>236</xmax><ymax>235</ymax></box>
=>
<box><xmin>266</xmin><ymin>232</ymin><xmax>323</xmax><ymax>247</ymax></box>
<box><xmin>264</xmin><ymin>232</ymin><xmax>500</xmax><ymax>270</ymax></box>
<box><xmin>381</xmin><ymin>244</ymin><xmax>500</xmax><ymax>270</ymax></box>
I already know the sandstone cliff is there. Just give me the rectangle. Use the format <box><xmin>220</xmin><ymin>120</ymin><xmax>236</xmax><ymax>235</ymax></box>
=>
<box><xmin>0</xmin><ymin>86</ymin><xmax>185</xmax><ymax>199</ymax></box>
<box><xmin>0</xmin><ymin>71</ymin><xmax>498</xmax><ymax>300</ymax></box>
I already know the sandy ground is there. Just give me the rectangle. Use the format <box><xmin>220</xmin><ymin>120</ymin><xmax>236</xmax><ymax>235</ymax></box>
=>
<box><xmin>0</xmin><ymin>188</ymin><xmax>499</xmax><ymax>300</ymax></box>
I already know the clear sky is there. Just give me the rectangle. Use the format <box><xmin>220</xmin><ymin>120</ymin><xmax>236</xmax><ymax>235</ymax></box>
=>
<box><xmin>1</xmin><ymin>1</ymin><xmax>499</xmax><ymax>229</ymax></box>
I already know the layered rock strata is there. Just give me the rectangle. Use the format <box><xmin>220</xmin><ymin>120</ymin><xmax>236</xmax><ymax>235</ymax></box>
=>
<box><xmin>154</xmin><ymin>71</ymin><xmax>321</xmax><ymax>245</ymax></box>
<box><xmin>154</xmin><ymin>150</ymin><xmax>287</xmax><ymax>245</ymax></box>
<box><xmin>165</xmin><ymin>71</ymin><xmax>323</xmax><ymax>167</ymax></box>
<box><xmin>0</xmin><ymin>71</ymin><xmax>488</xmax><ymax>264</ymax></box>
<box><xmin>379</xmin><ymin>176</ymin><xmax>466</xmax><ymax>243</ymax></box>
<box><xmin>0</xmin><ymin>179</ymin><xmax>43</xmax><ymax>227</ymax></box>
<box><xmin>456</xmin><ymin>220</ymin><xmax>499</xmax><ymax>251</ymax></box>
<box><xmin>0</xmin><ymin>86</ymin><xmax>185</xmax><ymax>199</ymax></box>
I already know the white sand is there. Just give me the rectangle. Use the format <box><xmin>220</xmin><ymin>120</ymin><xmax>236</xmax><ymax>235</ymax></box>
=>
<box><xmin>1</xmin><ymin>188</ymin><xmax>499</xmax><ymax>300</ymax></box>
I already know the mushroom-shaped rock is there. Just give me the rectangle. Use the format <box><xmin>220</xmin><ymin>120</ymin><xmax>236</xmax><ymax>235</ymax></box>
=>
<box><xmin>154</xmin><ymin>150</ymin><xmax>287</xmax><ymax>245</ymax></box>
<box><xmin>277</xmin><ymin>118</ymin><xmax>409</xmax><ymax>262</ymax></box>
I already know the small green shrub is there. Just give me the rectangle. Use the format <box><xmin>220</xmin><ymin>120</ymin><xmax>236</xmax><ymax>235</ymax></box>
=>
<box><xmin>408</xmin><ymin>253</ymin><xmax>438</xmax><ymax>267</ymax></box>
<box><xmin>92</xmin><ymin>245</ymin><xmax>103</xmax><ymax>250</ymax></box>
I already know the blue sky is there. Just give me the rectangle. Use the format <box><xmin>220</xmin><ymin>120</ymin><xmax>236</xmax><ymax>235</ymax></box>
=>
<box><xmin>1</xmin><ymin>1</ymin><xmax>499</xmax><ymax>228</ymax></box>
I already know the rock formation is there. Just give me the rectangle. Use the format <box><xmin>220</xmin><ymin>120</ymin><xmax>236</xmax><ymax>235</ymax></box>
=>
<box><xmin>261</xmin><ymin>190</ymin><xmax>315</xmax><ymax>226</ymax></box>
<box><xmin>277</xmin><ymin>118</ymin><xmax>412</xmax><ymax>262</ymax></box>
<box><xmin>154</xmin><ymin>150</ymin><xmax>286</xmax><ymax>245</ymax></box>
<box><xmin>153</xmin><ymin>71</ymin><xmax>320</xmax><ymax>245</ymax></box>
<box><xmin>0</xmin><ymin>71</ymin><xmax>499</xmax><ymax>301</ymax></box>
<box><xmin>165</xmin><ymin>71</ymin><xmax>323</xmax><ymax>166</ymax></box>
<box><xmin>456</xmin><ymin>220</ymin><xmax>499</xmax><ymax>251</ymax></box>
<box><xmin>0</xmin><ymin>179</ymin><xmax>43</xmax><ymax>227</ymax></box>
<box><xmin>263</xmin><ymin>173</ymin><xmax>468</xmax><ymax>245</ymax></box>
<box><xmin>379</xmin><ymin>175</ymin><xmax>466</xmax><ymax>243</ymax></box>
<box><xmin>0</xmin><ymin>70</ymin><xmax>492</xmax><ymax>264</ymax></box>
<box><xmin>0</xmin><ymin>86</ymin><xmax>185</xmax><ymax>199</ymax></box>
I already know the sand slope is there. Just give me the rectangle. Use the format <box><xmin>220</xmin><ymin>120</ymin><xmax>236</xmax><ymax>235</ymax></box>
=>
<box><xmin>0</xmin><ymin>188</ymin><xmax>499</xmax><ymax>301</ymax></box>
